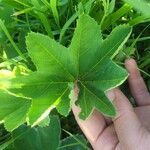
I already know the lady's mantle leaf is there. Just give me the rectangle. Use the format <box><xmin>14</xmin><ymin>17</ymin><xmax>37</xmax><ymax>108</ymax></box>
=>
<box><xmin>4</xmin><ymin>14</ymin><xmax>132</xmax><ymax>130</ymax></box>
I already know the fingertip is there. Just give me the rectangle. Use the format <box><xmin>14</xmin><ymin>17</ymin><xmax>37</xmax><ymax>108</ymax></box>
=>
<box><xmin>72</xmin><ymin>103</ymin><xmax>81</xmax><ymax>117</ymax></box>
<box><xmin>125</xmin><ymin>58</ymin><xmax>137</xmax><ymax>69</ymax></box>
<box><xmin>125</xmin><ymin>58</ymin><xmax>140</xmax><ymax>79</ymax></box>
<box><xmin>106</xmin><ymin>89</ymin><xmax>116</xmax><ymax>102</ymax></box>
<box><xmin>108</xmin><ymin>89</ymin><xmax>133</xmax><ymax>118</ymax></box>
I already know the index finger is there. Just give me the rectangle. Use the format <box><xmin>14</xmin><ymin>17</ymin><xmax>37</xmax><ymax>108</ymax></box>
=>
<box><xmin>72</xmin><ymin>104</ymin><xmax>106</xmax><ymax>145</ymax></box>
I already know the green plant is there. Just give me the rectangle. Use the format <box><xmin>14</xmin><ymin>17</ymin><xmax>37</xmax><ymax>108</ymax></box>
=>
<box><xmin>0</xmin><ymin>14</ymin><xmax>132</xmax><ymax>131</ymax></box>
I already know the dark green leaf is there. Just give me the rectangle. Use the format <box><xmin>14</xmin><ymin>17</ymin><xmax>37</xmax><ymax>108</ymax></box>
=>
<box><xmin>12</xmin><ymin>116</ymin><xmax>61</xmax><ymax>150</ymax></box>
<box><xmin>59</xmin><ymin>135</ymin><xmax>88</xmax><ymax>150</ymax></box>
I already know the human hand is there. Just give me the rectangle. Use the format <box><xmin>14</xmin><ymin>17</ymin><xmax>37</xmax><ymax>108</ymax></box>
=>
<box><xmin>72</xmin><ymin>59</ymin><xmax>150</xmax><ymax>150</ymax></box>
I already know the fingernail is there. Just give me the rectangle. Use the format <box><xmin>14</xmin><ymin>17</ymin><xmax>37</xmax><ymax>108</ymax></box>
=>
<box><xmin>106</xmin><ymin>90</ymin><xmax>115</xmax><ymax>101</ymax></box>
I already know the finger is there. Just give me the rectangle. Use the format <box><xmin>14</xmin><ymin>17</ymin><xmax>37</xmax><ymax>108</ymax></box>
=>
<box><xmin>135</xmin><ymin>106</ymin><xmax>150</xmax><ymax>131</ymax></box>
<box><xmin>105</xmin><ymin>116</ymin><xmax>112</xmax><ymax>125</ymax></box>
<box><xmin>72</xmin><ymin>82</ymin><xmax>107</xmax><ymax>146</ymax></box>
<box><xmin>107</xmin><ymin>89</ymin><xmax>146</xmax><ymax>149</ymax></box>
<box><xmin>94</xmin><ymin>124</ymin><xmax>119</xmax><ymax>150</ymax></box>
<box><xmin>125</xmin><ymin>58</ymin><xmax>150</xmax><ymax>106</ymax></box>
<box><xmin>72</xmin><ymin>104</ymin><xmax>106</xmax><ymax>146</ymax></box>
<box><xmin>72</xmin><ymin>105</ymin><xmax>118</xmax><ymax>150</ymax></box>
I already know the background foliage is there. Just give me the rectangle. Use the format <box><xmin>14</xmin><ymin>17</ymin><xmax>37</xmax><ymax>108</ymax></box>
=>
<box><xmin>0</xmin><ymin>0</ymin><xmax>150</xmax><ymax>149</ymax></box>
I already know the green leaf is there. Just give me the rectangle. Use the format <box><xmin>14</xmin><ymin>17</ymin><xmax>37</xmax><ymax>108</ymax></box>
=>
<box><xmin>80</xmin><ymin>24</ymin><xmax>131</xmax><ymax>79</ymax></box>
<box><xmin>0</xmin><ymin>19</ymin><xmax>26</xmax><ymax>61</ymax></box>
<box><xmin>0</xmin><ymin>90</ymin><xmax>31</xmax><ymax>131</ymax></box>
<box><xmin>59</xmin><ymin>135</ymin><xmax>88</xmax><ymax>150</ymax></box>
<box><xmin>10</xmin><ymin>73</ymin><xmax>70</xmax><ymax>126</ymax></box>
<box><xmin>12</xmin><ymin>116</ymin><xmax>61</xmax><ymax>150</ymax></box>
<box><xmin>50</xmin><ymin>0</ymin><xmax>60</xmax><ymax>26</ymax></box>
<box><xmin>69</xmin><ymin>14</ymin><xmax>103</xmax><ymax>77</ymax></box>
<box><xmin>38</xmin><ymin>116</ymin><xmax>50</xmax><ymax>127</ymax></box>
<box><xmin>0</xmin><ymin>2</ymin><xmax>14</xmax><ymax>25</ymax></box>
<box><xmin>31</xmin><ymin>0</ymin><xmax>53</xmax><ymax>37</ymax></box>
<box><xmin>56</xmin><ymin>88</ymin><xmax>73</xmax><ymax>117</ymax></box>
<box><xmin>108</xmin><ymin>0</ymin><xmax>116</xmax><ymax>14</ymax></box>
<box><xmin>83</xmin><ymin>59</ymin><xmax>128</xmax><ymax>91</ymax></box>
<box><xmin>123</xmin><ymin>0</ymin><xmax>150</xmax><ymax>18</ymax></box>
<box><xmin>6</xmin><ymin>14</ymin><xmax>132</xmax><ymax>129</ymax></box>
<box><xmin>78</xmin><ymin>83</ymin><xmax>116</xmax><ymax>119</ymax></box>
<box><xmin>26</xmin><ymin>33</ymin><xmax>75</xmax><ymax>80</ymax></box>
<box><xmin>101</xmin><ymin>4</ymin><xmax>132</xmax><ymax>31</ymax></box>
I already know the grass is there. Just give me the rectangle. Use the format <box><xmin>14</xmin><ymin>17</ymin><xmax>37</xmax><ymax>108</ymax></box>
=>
<box><xmin>0</xmin><ymin>0</ymin><xmax>150</xmax><ymax>149</ymax></box>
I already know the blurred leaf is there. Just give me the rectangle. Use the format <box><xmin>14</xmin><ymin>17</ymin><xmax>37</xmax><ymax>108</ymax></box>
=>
<box><xmin>123</xmin><ymin>0</ymin><xmax>150</xmax><ymax>18</ymax></box>
<box><xmin>0</xmin><ymin>90</ymin><xmax>31</xmax><ymax>131</ymax></box>
<box><xmin>50</xmin><ymin>0</ymin><xmax>60</xmax><ymax>27</ymax></box>
<box><xmin>108</xmin><ymin>0</ymin><xmax>116</xmax><ymax>14</ymax></box>
<box><xmin>12</xmin><ymin>116</ymin><xmax>61</xmax><ymax>150</ymax></box>
<box><xmin>102</xmin><ymin>4</ymin><xmax>132</xmax><ymax>30</ymax></box>
<box><xmin>59</xmin><ymin>135</ymin><xmax>88</xmax><ymax>150</ymax></box>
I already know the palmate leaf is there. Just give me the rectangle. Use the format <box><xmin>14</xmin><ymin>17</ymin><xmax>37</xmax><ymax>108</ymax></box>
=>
<box><xmin>4</xmin><ymin>14</ymin><xmax>132</xmax><ymax>130</ymax></box>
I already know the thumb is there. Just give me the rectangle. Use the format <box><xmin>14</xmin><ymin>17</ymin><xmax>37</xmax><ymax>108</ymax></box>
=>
<box><xmin>107</xmin><ymin>89</ymin><xmax>146</xmax><ymax>149</ymax></box>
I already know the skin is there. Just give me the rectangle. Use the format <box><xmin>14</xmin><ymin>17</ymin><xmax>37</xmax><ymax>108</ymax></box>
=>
<box><xmin>72</xmin><ymin>59</ymin><xmax>150</xmax><ymax>150</ymax></box>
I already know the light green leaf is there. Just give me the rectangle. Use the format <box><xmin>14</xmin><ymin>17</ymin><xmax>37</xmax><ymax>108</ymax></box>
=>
<box><xmin>26</xmin><ymin>33</ymin><xmax>75</xmax><ymax>80</ymax></box>
<box><xmin>109</xmin><ymin>0</ymin><xmax>116</xmax><ymax>14</ymax></box>
<box><xmin>38</xmin><ymin>116</ymin><xmax>50</xmax><ymax>127</ymax></box>
<box><xmin>10</xmin><ymin>73</ymin><xmax>70</xmax><ymax>126</ymax></box>
<box><xmin>84</xmin><ymin>59</ymin><xmax>128</xmax><ymax>91</ymax></box>
<box><xmin>123</xmin><ymin>0</ymin><xmax>150</xmax><ymax>18</ymax></box>
<box><xmin>5</xmin><ymin>14</ymin><xmax>132</xmax><ymax>129</ymax></box>
<box><xmin>69</xmin><ymin>14</ymin><xmax>103</xmax><ymax>77</ymax></box>
<box><xmin>56</xmin><ymin>88</ymin><xmax>72</xmax><ymax>117</ymax></box>
<box><xmin>50</xmin><ymin>0</ymin><xmax>60</xmax><ymax>26</ymax></box>
<box><xmin>28</xmin><ymin>83</ymin><xmax>68</xmax><ymax>126</ymax></box>
<box><xmin>78</xmin><ymin>83</ymin><xmax>116</xmax><ymax>119</ymax></box>
<box><xmin>0</xmin><ymin>90</ymin><xmax>31</xmax><ymax>131</ymax></box>
<box><xmin>79</xmin><ymin>24</ymin><xmax>131</xmax><ymax>81</ymax></box>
